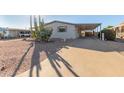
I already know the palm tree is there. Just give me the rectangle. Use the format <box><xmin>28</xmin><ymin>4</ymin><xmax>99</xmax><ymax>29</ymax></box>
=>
<box><xmin>34</xmin><ymin>15</ymin><xmax>38</xmax><ymax>31</ymax></box>
<box><xmin>31</xmin><ymin>15</ymin><xmax>52</xmax><ymax>41</ymax></box>
<box><xmin>38</xmin><ymin>15</ymin><xmax>44</xmax><ymax>31</ymax></box>
<box><xmin>38</xmin><ymin>15</ymin><xmax>41</xmax><ymax>31</ymax></box>
<box><xmin>30</xmin><ymin>15</ymin><xmax>33</xmax><ymax>32</ymax></box>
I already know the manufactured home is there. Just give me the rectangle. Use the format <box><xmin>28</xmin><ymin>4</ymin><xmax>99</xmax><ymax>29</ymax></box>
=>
<box><xmin>44</xmin><ymin>20</ymin><xmax>102</xmax><ymax>40</ymax></box>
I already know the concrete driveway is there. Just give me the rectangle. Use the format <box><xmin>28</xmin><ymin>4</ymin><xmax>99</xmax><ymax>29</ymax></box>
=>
<box><xmin>18</xmin><ymin>38</ymin><xmax>124</xmax><ymax>77</ymax></box>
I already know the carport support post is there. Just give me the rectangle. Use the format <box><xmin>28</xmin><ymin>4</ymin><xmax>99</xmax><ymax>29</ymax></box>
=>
<box><xmin>96</xmin><ymin>27</ymin><xmax>98</xmax><ymax>38</ymax></box>
<box><xmin>100</xmin><ymin>24</ymin><xmax>102</xmax><ymax>40</ymax></box>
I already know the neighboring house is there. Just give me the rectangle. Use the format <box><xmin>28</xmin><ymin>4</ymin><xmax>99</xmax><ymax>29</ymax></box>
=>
<box><xmin>44</xmin><ymin>20</ymin><xmax>102</xmax><ymax>40</ymax></box>
<box><xmin>114</xmin><ymin>22</ymin><xmax>124</xmax><ymax>39</ymax></box>
<box><xmin>6</xmin><ymin>28</ymin><xmax>31</xmax><ymax>38</ymax></box>
<box><xmin>0</xmin><ymin>27</ymin><xmax>6</xmax><ymax>39</ymax></box>
<box><xmin>0</xmin><ymin>27</ymin><xmax>31</xmax><ymax>38</ymax></box>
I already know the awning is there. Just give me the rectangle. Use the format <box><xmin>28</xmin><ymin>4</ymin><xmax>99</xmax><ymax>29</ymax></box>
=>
<box><xmin>76</xmin><ymin>23</ymin><xmax>101</xmax><ymax>30</ymax></box>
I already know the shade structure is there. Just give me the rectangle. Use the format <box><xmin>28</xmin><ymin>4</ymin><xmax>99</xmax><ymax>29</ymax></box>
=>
<box><xmin>76</xmin><ymin>23</ymin><xmax>101</xmax><ymax>31</ymax></box>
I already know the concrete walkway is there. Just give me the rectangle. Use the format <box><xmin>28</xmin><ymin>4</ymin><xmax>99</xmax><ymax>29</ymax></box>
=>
<box><xmin>17</xmin><ymin>38</ymin><xmax>124</xmax><ymax>77</ymax></box>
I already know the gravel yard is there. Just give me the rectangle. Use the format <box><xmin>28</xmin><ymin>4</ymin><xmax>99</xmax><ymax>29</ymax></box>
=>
<box><xmin>0</xmin><ymin>38</ymin><xmax>65</xmax><ymax>77</ymax></box>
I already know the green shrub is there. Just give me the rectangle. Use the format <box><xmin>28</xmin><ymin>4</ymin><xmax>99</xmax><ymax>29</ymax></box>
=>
<box><xmin>98</xmin><ymin>29</ymin><xmax>116</xmax><ymax>41</ymax></box>
<box><xmin>0</xmin><ymin>33</ymin><xmax>1</xmax><ymax>39</ymax></box>
<box><xmin>31</xmin><ymin>17</ymin><xmax>52</xmax><ymax>42</ymax></box>
<box><xmin>0</xmin><ymin>33</ymin><xmax>4</xmax><ymax>39</ymax></box>
<box><xmin>40</xmin><ymin>30</ymin><xmax>52</xmax><ymax>42</ymax></box>
<box><xmin>32</xmin><ymin>29</ymin><xmax>52</xmax><ymax>42</ymax></box>
<box><xmin>31</xmin><ymin>31</ymin><xmax>36</xmax><ymax>38</ymax></box>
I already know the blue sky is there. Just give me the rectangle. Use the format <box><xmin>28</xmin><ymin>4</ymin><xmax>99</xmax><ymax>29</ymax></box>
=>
<box><xmin>0</xmin><ymin>15</ymin><xmax>124</xmax><ymax>29</ymax></box>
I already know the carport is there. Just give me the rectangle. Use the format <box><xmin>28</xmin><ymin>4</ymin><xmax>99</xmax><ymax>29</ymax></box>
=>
<box><xmin>76</xmin><ymin>23</ymin><xmax>102</xmax><ymax>37</ymax></box>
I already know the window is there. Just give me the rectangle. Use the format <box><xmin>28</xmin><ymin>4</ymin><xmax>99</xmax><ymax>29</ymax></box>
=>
<box><xmin>20</xmin><ymin>32</ymin><xmax>24</xmax><ymax>34</ymax></box>
<box><xmin>58</xmin><ymin>26</ymin><xmax>67</xmax><ymax>32</ymax></box>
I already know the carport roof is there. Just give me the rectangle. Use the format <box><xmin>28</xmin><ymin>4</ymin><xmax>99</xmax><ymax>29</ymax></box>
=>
<box><xmin>45</xmin><ymin>20</ymin><xmax>101</xmax><ymax>30</ymax></box>
<box><xmin>7</xmin><ymin>28</ymin><xmax>30</xmax><ymax>32</ymax></box>
<box><xmin>76</xmin><ymin>23</ymin><xmax>101</xmax><ymax>30</ymax></box>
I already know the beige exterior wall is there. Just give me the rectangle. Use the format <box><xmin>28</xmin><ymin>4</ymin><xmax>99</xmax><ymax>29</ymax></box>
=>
<box><xmin>45</xmin><ymin>22</ymin><xmax>79</xmax><ymax>39</ymax></box>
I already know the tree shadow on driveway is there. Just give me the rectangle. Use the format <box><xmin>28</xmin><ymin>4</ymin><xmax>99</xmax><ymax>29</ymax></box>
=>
<box><xmin>46</xmin><ymin>51</ymin><xmax>79</xmax><ymax>77</ymax></box>
<box><xmin>29</xmin><ymin>42</ymin><xmax>42</xmax><ymax>77</ymax></box>
<box><xmin>44</xmin><ymin>39</ymin><xmax>79</xmax><ymax>77</ymax></box>
<box><xmin>29</xmin><ymin>39</ymin><xmax>79</xmax><ymax>77</ymax></box>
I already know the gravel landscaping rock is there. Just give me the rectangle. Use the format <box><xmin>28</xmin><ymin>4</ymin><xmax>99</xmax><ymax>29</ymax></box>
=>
<box><xmin>0</xmin><ymin>38</ymin><xmax>66</xmax><ymax>77</ymax></box>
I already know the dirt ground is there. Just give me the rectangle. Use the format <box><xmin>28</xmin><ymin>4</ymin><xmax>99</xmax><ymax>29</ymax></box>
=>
<box><xmin>1</xmin><ymin>38</ymin><xmax>124</xmax><ymax>77</ymax></box>
<box><xmin>0</xmin><ymin>38</ymin><xmax>66</xmax><ymax>76</ymax></box>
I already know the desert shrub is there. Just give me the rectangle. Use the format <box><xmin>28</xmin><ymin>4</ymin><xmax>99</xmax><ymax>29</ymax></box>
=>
<box><xmin>32</xmin><ymin>29</ymin><xmax>52</xmax><ymax>42</ymax></box>
<box><xmin>98</xmin><ymin>29</ymin><xmax>116</xmax><ymax>41</ymax></box>
<box><xmin>31</xmin><ymin>17</ymin><xmax>52</xmax><ymax>42</ymax></box>
<box><xmin>40</xmin><ymin>30</ymin><xmax>52</xmax><ymax>42</ymax></box>
<box><xmin>0</xmin><ymin>33</ymin><xmax>4</xmax><ymax>39</ymax></box>
<box><xmin>31</xmin><ymin>31</ymin><xmax>36</xmax><ymax>38</ymax></box>
<box><xmin>0</xmin><ymin>33</ymin><xmax>1</xmax><ymax>39</ymax></box>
